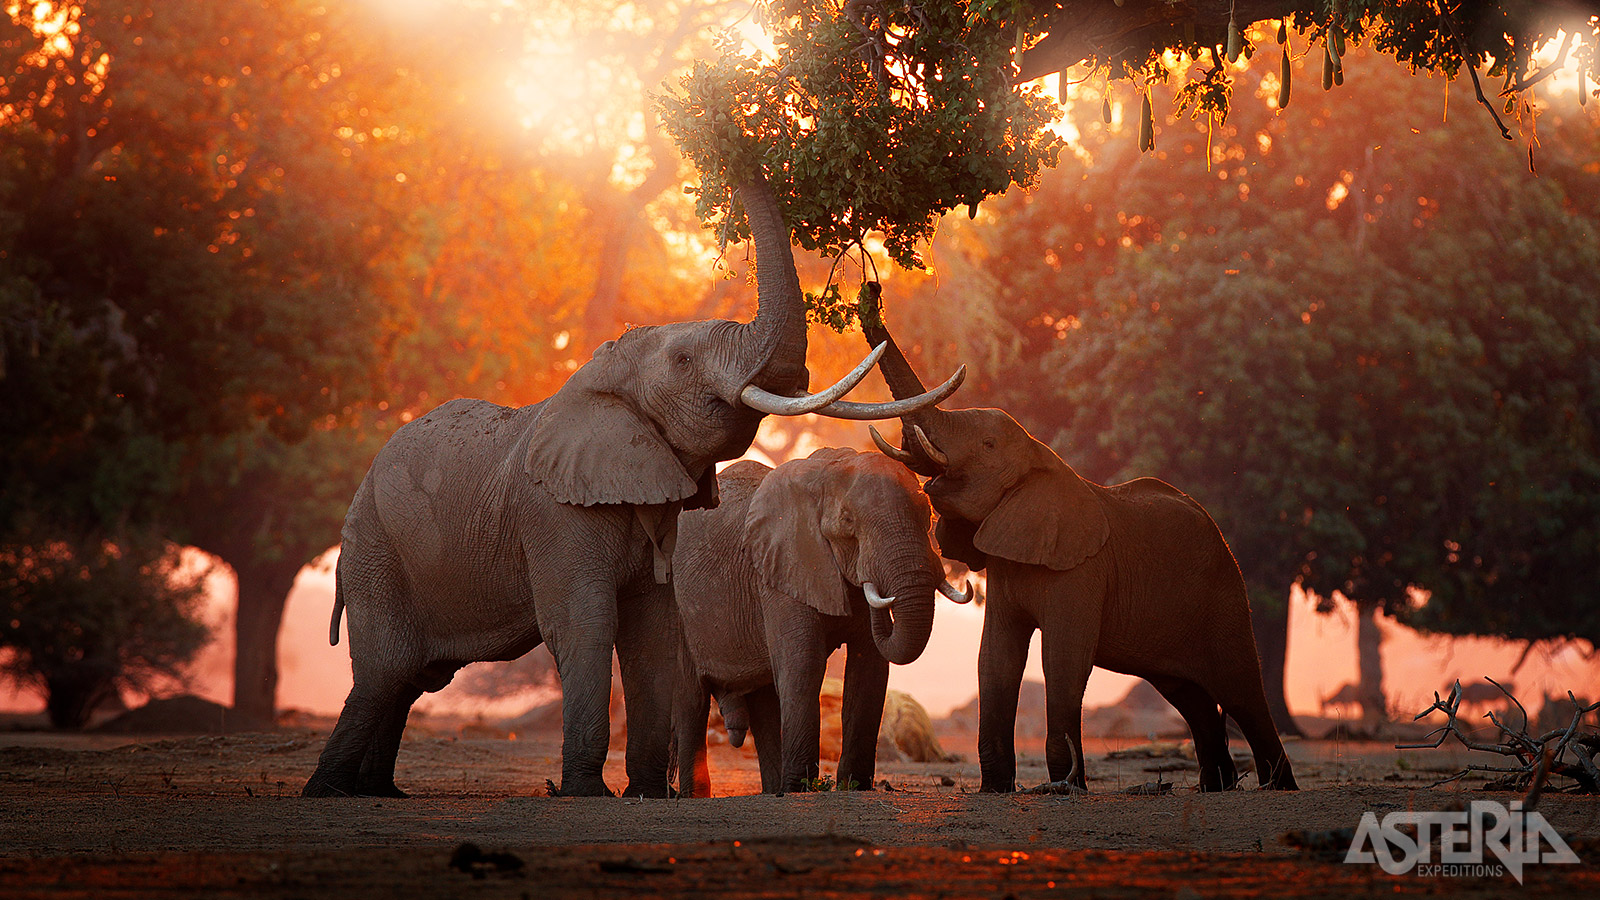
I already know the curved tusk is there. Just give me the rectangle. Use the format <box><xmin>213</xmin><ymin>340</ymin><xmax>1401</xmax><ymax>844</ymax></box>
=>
<box><xmin>804</xmin><ymin>365</ymin><xmax>966</xmax><ymax>421</ymax></box>
<box><xmin>911</xmin><ymin>425</ymin><xmax>949</xmax><ymax>469</ymax></box>
<box><xmin>863</xmin><ymin>581</ymin><xmax>896</xmax><ymax>609</ymax></box>
<box><xmin>868</xmin><ymin>424</ymin><xmax>921</xmax><ymax>466</ymax></box>
<box><xmin>738</xmin><ymin>342</ymin><xmax>888</xmax><ymax>416</ymax></box>
<box><xmin>938</xmin><ymin>578</ymin><xmax>973</xmax><ymax>605</ymax></box>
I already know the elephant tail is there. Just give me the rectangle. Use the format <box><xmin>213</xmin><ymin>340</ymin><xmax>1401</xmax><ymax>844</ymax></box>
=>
<box><xmin>328</xmin><ymin>562</ymin><xmax>346</xmax><ymax>646</ymax></box>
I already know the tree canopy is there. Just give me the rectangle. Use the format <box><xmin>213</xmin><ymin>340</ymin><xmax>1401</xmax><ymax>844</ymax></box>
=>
<box><xmin>666</xmin><ymin>1</ymin><xmax>1597</xmax><ymax>281</ymax></box>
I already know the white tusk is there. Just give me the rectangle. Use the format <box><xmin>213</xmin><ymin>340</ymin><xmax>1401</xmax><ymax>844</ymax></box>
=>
<box><xmin>911</xmin><ymin>425</ymin><xmax>949</xmax><ymax>469</ymax></box>
<box><xmin>738</xmin><ymin>342</ymin><xmax>888</xmax><ymax>416</ymax></box>
<box><xmin>938</xmin><ymin>578</ymin><xmax>973</xmax><ymax>604</ymax></box>
<box><xmin>806</xmin><ymin>365</ymin><xmax>966</xmax><ymax>420</ymax></box>
<box><xmin>868</xmin><ymin>424</ymin><xmax>921</xmax><ymax>466</ymax></box>
<box><xmin>863</xmin><ymin>581</ymin><xmax>896</xmax><ymax>609</ymax></box>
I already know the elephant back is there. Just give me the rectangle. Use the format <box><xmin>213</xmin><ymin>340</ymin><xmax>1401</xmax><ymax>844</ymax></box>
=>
<box><xmin>708</xmin><ymin>459</ymin><xmax>771</xmax><ymax>510</ymax></box>
<box><xmin>674</xmin><ymin>461</ymin><xmax>769</xmax><ymax>566</ymax></box>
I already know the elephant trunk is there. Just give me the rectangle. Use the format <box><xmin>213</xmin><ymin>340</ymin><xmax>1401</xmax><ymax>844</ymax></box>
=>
<box><xmin>739</xmin><ymin>172</ymin><xmax>809</xmax><ymax>397</ymax></box>
<box><xmin>866</xmin><ymin>591</ymin><xmax>935</xmax><ymax>666</ymax></box>
<box><xmin>862</xmin><ymin>553</ymin><xmax>939</xmax><ymax>665</ymax></box>
<box><xmin>860</xmin><ymin>319</ymin><xmax>947</xmax><ymax>475</ymax></box>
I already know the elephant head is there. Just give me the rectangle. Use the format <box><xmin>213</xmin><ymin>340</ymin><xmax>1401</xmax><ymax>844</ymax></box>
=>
<box><xmin>744</xmin><ymin>448</ymin><xmax>949</xmax><ymax>665</ymax></box>
<box><xmin>861</xmin><ymin>321</ymin><xmax>1109</xmax><ymax>573</ymax></box>
<box><xmin>522</xmin><ymin>174</ymin><xmax>965</xmax><ymax>511</ymax></box>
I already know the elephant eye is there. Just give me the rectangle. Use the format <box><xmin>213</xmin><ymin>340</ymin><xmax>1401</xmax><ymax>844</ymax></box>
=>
<box><xmin>982</xmin><ymin>438</ymin><xmax>996</xmax><ymax>450</ymax></box>
<box><xmin>674</xmin><ymin>352</ymin><xmax>692</xmax><ymax>368</ymax></box>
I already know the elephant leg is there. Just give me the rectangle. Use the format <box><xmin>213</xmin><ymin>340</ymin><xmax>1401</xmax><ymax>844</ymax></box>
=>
<box><xmin>670</xmin><ymin>638</ymin><xmax>713</xmax><ymax>798</ymax></box>
<box><xmin>616</xmin><ymin>584</ymin><xmax>677</xmax><ymax>798</ymax></box>
<box><xmin>744</xmin><ymin>684</ymin><xmax>784</xmax><ymax>793</ymax></box>
<box><xmin>356</xmin><ymin>683</ymin><xmax>425</xmax><ymax>798</ymax></box>
<box><xmin>976</xmin><ymin>607</ymin><xmax>1035</xmax><ymax>793</ymax></box>
<box><xmin>672</xmin><ymin>682</ymin><xmax>712</xmax><ymax>799</ymax></box>
<box><xmin>544</xmin><ymin>592</ymin><xmax>620</xmax><ymax>797</ymax></box>
<box><xmin>1212</xmin><ymin>674</ymin><xmax>1299</xmax><ymax>790</ymax></box>
<box><xmin>1147</xmin><ymin>676</ymin><xmax>1236</xmax><ymax>791</ymax></box>
<box><xmin>1040</xmin><ymin>630</ymin><xmax>1094</xmax><ymax>790</ymax></box>
<box><xmin>837</xmin><ymin>643</ymin><xmax>889</xmax><ymax>791</ymax></box>
<box><xmin>768</xmin><ymin>617</ymin><xmax>827</xmax><ymax>792</ymax></box>
<box><xmin>304</xmin><ymin>676</ymin><xmax>409</xmax><ymax>797</ymax></box>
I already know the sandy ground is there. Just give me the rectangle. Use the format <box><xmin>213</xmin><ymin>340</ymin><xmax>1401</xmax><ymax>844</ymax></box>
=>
<box><xmin>1</xmin><ymin>720</ymin><xmax>1597</xmax><ymax>898</ymax></box>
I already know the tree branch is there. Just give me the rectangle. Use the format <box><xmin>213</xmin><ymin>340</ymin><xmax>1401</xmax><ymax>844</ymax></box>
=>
<box><xmin>1440</xmin><ymin>10</ymin><xmax>1513</xmax><ymax>140</ymax></box>
<box><xmin>1398</xmin><ymin>679</ymin><xmax>1600</xmax><ymax>793</ymax></box>
<box><xmin>1503</xmin><ymin>28</ymin><xmax>1575</xmax><ymax>95</ymax></box>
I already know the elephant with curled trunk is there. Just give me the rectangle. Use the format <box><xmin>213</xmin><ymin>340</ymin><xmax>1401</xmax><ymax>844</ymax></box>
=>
<box><xmin>671</xmin><ymin>449</ymin><xmax>971</xmax><ymax>796</ymax></box>
<box><xmin>300</xmin><ymin>174</ymin><xmax>963</xmax><ymax>800</ymax></box>
<box><xmin>859</xmin><ymin>312</ymin><xmax>1297</xmax><ymax>794</ymax></box>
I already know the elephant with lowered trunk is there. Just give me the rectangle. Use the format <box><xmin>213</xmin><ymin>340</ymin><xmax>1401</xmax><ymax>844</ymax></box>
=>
<box><xmin>300</xmin><ymin>175</ymin><xmax>963</xmax><ymax>799</ymax></box>
<box><xmin>861</xmin><ymin>311</ymin><xmax>1297</xmax><ymax>794</ymax></box>
<box><xmin>672</xmin><ymin>449</ymin><xmax>971</xmax><ymax>796</ymax></box>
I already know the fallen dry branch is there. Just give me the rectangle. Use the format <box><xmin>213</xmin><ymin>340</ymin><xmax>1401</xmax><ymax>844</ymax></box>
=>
<box><xmin>1396</xmin><ymin>678</ymin><xmax>1600</xmax><ymax>794</ymax></box>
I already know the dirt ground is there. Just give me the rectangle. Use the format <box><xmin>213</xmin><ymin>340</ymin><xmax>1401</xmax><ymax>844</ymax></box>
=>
<box><xmin>1</xmin><ymin>717</ymin><xmax>1597</xmax><ymax>898</ymax></box>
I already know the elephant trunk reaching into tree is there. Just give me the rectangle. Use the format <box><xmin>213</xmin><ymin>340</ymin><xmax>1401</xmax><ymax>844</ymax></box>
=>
<box><xmin>858</xmin><ymin>304</ymin><xmax>1296</xmax><ymax>793</ymax></box>
<box><xmin>301</xmin><ymin>175</ymin><xmax>965</xmax><ymax>800</ymax></box>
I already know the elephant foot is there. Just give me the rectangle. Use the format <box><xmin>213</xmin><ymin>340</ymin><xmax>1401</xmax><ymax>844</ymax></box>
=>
<box><xmin>301</xmin><ymin>773</ymin><xmax>358</xmax><ymax>798</ymax></box>
<box><xmin>977</xmin><ymin>779</ymin><xmax>1016</xmax><ymax>793</ymax></box>
<box><xmin>1260</xmin><ymin>772</ymin><xmax>1300</xmax><ymax>791</ymax></box>
<box><xmin>545</xmin><ymin>777</ymin><xmax>614</xmax><ymax>798</ymax></box>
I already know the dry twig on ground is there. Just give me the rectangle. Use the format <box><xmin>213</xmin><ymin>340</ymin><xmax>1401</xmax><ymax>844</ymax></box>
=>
<box><xmin>1397</xmin><ymin>678</ymin><xmax>1600</xmax><ymax>793</ymax></box>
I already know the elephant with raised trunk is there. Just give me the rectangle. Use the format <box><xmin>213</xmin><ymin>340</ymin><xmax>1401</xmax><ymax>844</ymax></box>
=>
<box><xmin>859</xmin><ymin>308</ymin><xmax>1297</xmax><ymax>794</ymax></box>
<box><xmin>672</xmin><ymin>449</ymin><xmax>971</xmax><ymax>796</ymax></box>
<box><xmin>301</xmin><ymin>175</ymin><xmax>963</xmax><ymax>799</ymax></box>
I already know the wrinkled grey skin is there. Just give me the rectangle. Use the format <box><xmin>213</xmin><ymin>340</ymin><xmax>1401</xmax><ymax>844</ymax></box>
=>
<box><xmin>863</xmin><ymin>322</ymin><xmax>1298</xmax><ymax>794</ymax></box>
<box><xmin>302</xmin><ymin>174</ymin><xmax>857</xmax><ymax>799</ymax></box>
<box><xmin>671</xmin><ymin>450</ymin><xmax>942</xmax><ymax>796</ymax></box>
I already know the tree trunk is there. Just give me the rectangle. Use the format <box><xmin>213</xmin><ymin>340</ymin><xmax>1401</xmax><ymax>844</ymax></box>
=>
<box><xmin>44</xmin><ymin>666</ymin><xmax>116</xmax><ymax>730</ymax></box>
<box><xmin>1249</xmin><ymin>589</ymin><xmax>1303</xmax><ymax>737</ymax></box>
<box><xmin>1355</xmin><ymin>602</ymin><xmax>1387</xmax><ymax>724</ymax></box>
<box><xmin>230</xmin><ymin>558</ymin><xmax>303</xmax><ymax>729</ymax></box>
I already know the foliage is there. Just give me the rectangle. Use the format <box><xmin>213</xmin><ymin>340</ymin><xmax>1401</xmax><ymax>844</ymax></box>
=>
<box><xmin>887</xmin><ymin>45</ymin><xmax>1600</xmax><ymax>646</ymax></box>
<box><xmin>997</xmin><ymin>1</ymin><xmax>1597</xmax><ymax>129</ymax></box>
<box><xmin>664</xmin><ymin>2</ymin><xmax>1594</xmax><ymax>279</ymax></box>
<box><xmin>0</xmin><ymin>0</ymin><xmax>489</xmax><ymax>714</ymax></box>
<box><xmin>0</xmin><ymin>533</ymin><xmax>211</xmax><ymax>728</ymax></box>
<box><xmin>0</xmin><ymin>0</ymin><xmax>410</xmax><ymax>537</ymax></box>
<box><xmin>659</xmin><ymin>0</ymin><xmax>1064</xmax><ymax>276</ymax></box>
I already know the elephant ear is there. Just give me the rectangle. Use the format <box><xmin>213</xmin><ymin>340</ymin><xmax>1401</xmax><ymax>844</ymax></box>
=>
<box><xmin>935</xmin><ymin>514</ymin><xmax>988</xmax><ymax>572</ymax></box>
<box><xmin>744</xmin><ymin>456</ymin><xmax>851</xmax><ymax>617</ymax></box>
<box><xmin>974</xmin><ymin>464</ymin><xmax>1109</xmax><ymax>571</ymax></box>
<box><xmin>523</xmin><ymin>375</ymin><xmax>697</xmax><ymax>507</ymax></box>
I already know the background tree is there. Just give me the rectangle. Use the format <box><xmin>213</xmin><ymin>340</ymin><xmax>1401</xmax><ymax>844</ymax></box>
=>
<box><xmin>0</xmin><ymin>0</ymin><xmax>413</xmax><ymax>723</ymax></box>
<box><xmin>0</xmin><ymin>534</ymin><xmax>210</xmax><ymax>728</ymax></box>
